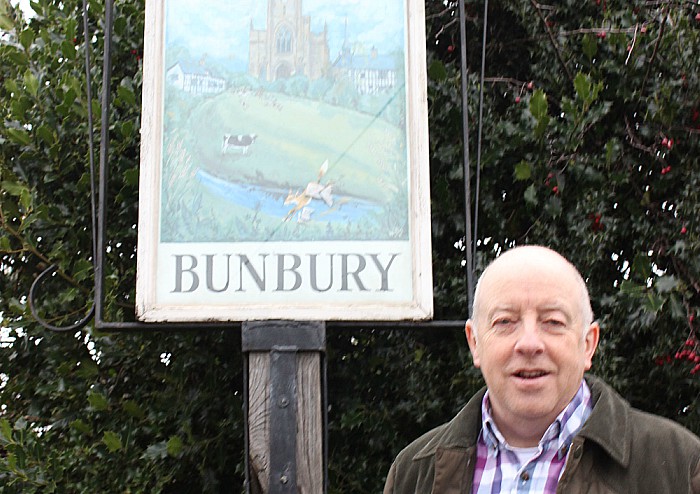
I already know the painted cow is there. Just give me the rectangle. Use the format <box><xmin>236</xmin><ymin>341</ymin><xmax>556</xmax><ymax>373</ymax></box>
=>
<box><xmin>221</xmin><ymin>133</ymin><xmax>257</xmax><ymax>155</ymax></box>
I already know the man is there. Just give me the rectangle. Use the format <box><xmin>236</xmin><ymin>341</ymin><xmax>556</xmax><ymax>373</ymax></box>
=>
<box><xmin>384</xmin><ymin>245</ymin><xmax>700</xmax><ymax>493</ymax></box>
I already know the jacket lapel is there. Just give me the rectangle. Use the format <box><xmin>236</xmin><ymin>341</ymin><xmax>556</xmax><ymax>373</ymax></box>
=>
<box><xmin>432</xmin><ymin>447</ymin><xmax>473</xmax><ymax>494</ymax></box>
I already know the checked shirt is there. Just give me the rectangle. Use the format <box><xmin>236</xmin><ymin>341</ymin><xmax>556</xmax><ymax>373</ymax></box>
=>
<box><xmin>471</xmin><ymin>380</ymin><xmax>592</xmax><ymax>494</ymax></box>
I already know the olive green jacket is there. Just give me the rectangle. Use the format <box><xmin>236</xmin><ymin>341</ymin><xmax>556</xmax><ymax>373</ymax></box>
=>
<box><xmin>384</xmin><ymin>375</ymin><xmax>700</xmax><ymax>493</ymax></box>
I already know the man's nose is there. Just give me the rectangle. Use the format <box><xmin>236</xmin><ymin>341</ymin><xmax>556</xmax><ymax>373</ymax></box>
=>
<box><xmin>514</xmin><ymin>317</ymin><xmax>545</xmax><ymax>354</ymax></box>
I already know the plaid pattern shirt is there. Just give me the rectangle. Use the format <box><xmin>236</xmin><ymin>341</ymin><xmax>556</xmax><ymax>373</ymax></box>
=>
<box><xmin>471</xmin><ymin>380</ymin><xmax>592</xmax><ymax>494</ymax></box>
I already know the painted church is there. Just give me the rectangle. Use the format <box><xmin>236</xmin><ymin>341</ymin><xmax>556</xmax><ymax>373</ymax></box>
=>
<box><xmin>248</xmin><ymin>0</ymin><xmax>330</xmax><ymax>81</ymax></box>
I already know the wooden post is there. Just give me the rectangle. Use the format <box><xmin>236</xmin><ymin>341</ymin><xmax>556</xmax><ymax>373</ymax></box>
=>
<box><xmin>242</xmin><ymin>321</ymin><xmax>326</xmax><ymax>493</ymax></box>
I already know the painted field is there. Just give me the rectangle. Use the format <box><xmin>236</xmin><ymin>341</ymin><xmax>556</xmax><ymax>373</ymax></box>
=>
<box><xmin>160</xmin><ymin>88</ymin><xmax>410</xmax><ymax>243</ymax></box>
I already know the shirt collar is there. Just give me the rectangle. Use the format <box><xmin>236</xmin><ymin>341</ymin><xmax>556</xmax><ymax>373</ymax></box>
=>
<box><xmin>480</xmin><ymin>380</ymin><xmax>593</xmax><ymax>459</ymax></box>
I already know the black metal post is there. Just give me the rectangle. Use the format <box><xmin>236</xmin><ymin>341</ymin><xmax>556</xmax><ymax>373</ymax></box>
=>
<box><xmin>242</xmin><ymin>321</ymin><xmax>327</xmax><ymax>494</ymax></box>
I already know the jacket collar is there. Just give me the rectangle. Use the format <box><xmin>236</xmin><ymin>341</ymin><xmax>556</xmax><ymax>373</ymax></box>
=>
<box><xmin>412</xmin><ymin>387</ymin><xmax>486</xmax><ymax>460</ymax></box>
<box><xmin>411</xmin><ymin>374</ymin><xmax>632</xmax><ymax>469</ymax></box>
<box><xmin>577</xmin><ymin>374</ymin><xmax>631</xmax><ymax>467</ymax></box>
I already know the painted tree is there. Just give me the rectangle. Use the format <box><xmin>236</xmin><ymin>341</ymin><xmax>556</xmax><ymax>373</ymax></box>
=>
<box><xmin>0</xmin><ymin>0</ymin><xmax>698</xmax><ymax>492</ymax></box>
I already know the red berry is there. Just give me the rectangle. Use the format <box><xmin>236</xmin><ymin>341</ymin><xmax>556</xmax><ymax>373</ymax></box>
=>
<box><xmin>527</xmin><ymin>81</ymin><xmax>534</xmax><ymax>90</ymax></box>
<box><xmin>681</xmin><ymin>226</ymin><xmax>688</xmax><ymax>235</ymax></box>
<box><xmin>515</xmin><ymin>96</ymin><xmax>521</xmax><ymax>103</ymax></box>
<box><xmin>552</xmin><ymin>186</ymin><xmax>559</xmax><ymax>194</ymax></box>
<box><xmin>640</xmin><ymin>25</ymin><xmax>647</xmax><ymax>33</ymax></box>
<box><xmin>661</xmin><ymin>137</ymin><xmax>668</xmax><ymax>147</ymax></box>
<box><xmin>695</xmin><ymin>12</ymin><xmax>700</xmax><ymax>22</ymax></box>
<box><xmin>597</xmin><ymin>31</ymin><xmax>606</xmax><ymax>39</ymax></box>
<box><xmin>447</xmin><ymin>45</ymin><xmax>454</xmax><ymax>53</ymax></box>
<box><xmin>667</xmin><ymin>138</ymin><xmax>674</xmax><ymax>149</ymax></box>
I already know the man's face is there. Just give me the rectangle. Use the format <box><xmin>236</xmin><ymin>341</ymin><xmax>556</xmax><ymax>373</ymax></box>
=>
<box><xmin>465</xmin><ymin>248</ymin><xmax>599</xmax><ymax>445</ymax></box>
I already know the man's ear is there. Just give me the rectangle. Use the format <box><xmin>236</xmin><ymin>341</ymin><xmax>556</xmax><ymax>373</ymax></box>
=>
<box><xmin>465</xmin><ymin>320</ymin><xmax>481</xmax><ymax>368</ymax></box>
<box><xmin>583</xmin><ymin>322</ymin><xmax>600</xmax><ymax>370</ymax></box>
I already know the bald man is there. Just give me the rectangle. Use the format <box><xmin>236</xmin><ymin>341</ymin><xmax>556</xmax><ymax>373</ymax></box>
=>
<box><xmin>384</xmin><ymin>246</ymin><xmax>700</xmax><ymax>493</ymax></box>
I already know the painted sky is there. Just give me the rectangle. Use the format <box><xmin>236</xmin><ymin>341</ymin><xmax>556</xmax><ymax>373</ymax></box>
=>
<box><xmin>165</xmin><ymin>0</ymin><xmax>406</xmax><ymax>69</ymax></box>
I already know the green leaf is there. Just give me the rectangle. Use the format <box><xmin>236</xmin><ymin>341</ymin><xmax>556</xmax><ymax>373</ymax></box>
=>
<box><xmin>0</xmin><ymin>15</ymin><xmax>12</xmax><ymax>31</ymax></box>
<box><xmin>166</xmin><ymin>436</ymin><xmax>183</xmax><ymax>457</ymax></box>
<box><xmin>36</xmin><ymin>124</ymin><xmax>57</xmax><ymax>145</ymax></box>
<box><xmin>76</xmin><ymin>359</ymin><xmax>99</xmax><ymax>378</ymax></box>
<box><xmin>6</xmin><ymin>128</ymin><xmax>31</xmax><ymax>146</ymax></box>
<box><xmin>513</xmin><ymin>161</ymin><xmax>531</xmax><ymax>181</ymax></box>
<box><xmin>0</xmin><ymin>418</ymin><xmax>13</xmax><ymax>444</ymax></box>
<box><xmin>655</xmin><ymin>275</ymin><xmax>678</xmax><ymax>293</ymax></box>
<box><xmin>70</xmin><ymin>419</ymin><xmax>92</xmax><ymax>436</ymax></box>
<box><xmin>4</xmin><ymin>78</ymin><xmax>18</xmax><ymax>94</ymax></box>
<box><xmin>643</xmin><ymin>292</ymin><xmax>664</xmax><ymax>314</ymax></box>
<box><xmin>122</xmin><ymin>400</ymin><xmax>145</xmax><ymax>420</ymax></box>
<box><xmin>529</xmin><ymin>89</ymin><xmax>548</xmax><ymax>121</ymax></box>
<box><xmin>1</xmin><ymin>180</ymin><xmax>29</xmax><ymax>197</ymax></box>
<box><xmin>534</xmin><ymin>116</ymin><xmax>550</xmax><ymax>139</ymax></box>
<box><xmin>604</xmin><ymin>139</ymin><xmax>620</xmax><ymax>165</ymax></box>
<box><xmin>117</xmin><ymin>85</ymin><xmax>136</xmax><ymax>107</ymax></box>
<box><xmin>87</xmin><ymin>391</ymin><xmax>109</xmax><ymax>411</ymax></box>
<box><xmin>19</xmin><ymin>187</ymin><xmax>31</xmax><ymax>211</ymax></box>
<box><xmin>631</xmin><ymin>253</ymin><xmax>651</xmax><ymax>279</ymax></box>
<box><xmin>427</xmin><ymin>60</ymin><xmax>447</xmax><ymax>81</ymax></box>
<box><xmin>143</xmin><ymin>441</ymin><xmax>168</xmax><ymax>460</ymax></box>
<box><xmin>523</xmin><ymin>184</ymin><xmax>538</xmax><ymax>206</ymax></box>
<box><xmin>124</xmin><ymin>167</ymin><xmax>139</xmax><ymax>186</ymax></box>
<box><xmin>7</xmin><ymin>48</ymin><xmax>28</xmax><ymax>66</ymax></box>
<box><xmin>19</xmin><ymin>28</ymin><xmax>35</xmax><ymax>50</ymax></box>
<box><xmin>619</xmin><ymin>280</ymin><xmax>644</xmax><ymax>295</ymax></box>
<box><xmin>24</xmin><ymin>69</ymin><xmax>39</xmax><ymax>97</ymax></box>
<box><xmin>102</xmin><ymin>431</ymin><xmax>122</xmax><ymax>452</ymax></box>
<box><xmin>582</xmin><ymin>34</ymin><xmax>597</xmax><ymax>59</ymax></box>
<box><xmin>120</xmin><ymin>120</ymin><xmax>135</xmax><ymax>138</ymax></box>
<box><xmin>573</xmin><ymin>72</ymin><xmax>591</xmax><ymax>103</ymax></box>
<box><xmin>60</xmin><ymin>39</ymin><xmax>76</xmax><ymax>60</ymax></box>
<box><xmin>56</xmin><ymin>87</ymin><xmax>77</xmax><ymax>117</ymax></box>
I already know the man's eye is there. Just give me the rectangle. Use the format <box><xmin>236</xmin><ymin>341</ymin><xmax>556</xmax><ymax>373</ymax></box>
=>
<box><xmin>544</xmin><ymin>319</ymin><xmax>565</xmax><ymax>327</ymax></box>
<box><xmin>494</xmin><ymin>318</ymin><xmax>513</xmax><ymax>326</ymax></box>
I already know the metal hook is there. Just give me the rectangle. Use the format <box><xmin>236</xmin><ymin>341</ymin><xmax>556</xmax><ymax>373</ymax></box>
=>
<box><xmin>28</xmin><ymin>264</ymin><xmax>95</xmax><ymax>333</ymax></box>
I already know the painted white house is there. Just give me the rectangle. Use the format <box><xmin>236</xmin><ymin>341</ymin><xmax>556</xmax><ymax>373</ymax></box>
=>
<box><xmin>166</xmin><ymin>62</ymin><xmax>226</xmax><ymax>95</ymax></box>
<box><xmin>333</xmin><ymin>46</ymin><xmax>398</xmax><ymax>96</ymax></box>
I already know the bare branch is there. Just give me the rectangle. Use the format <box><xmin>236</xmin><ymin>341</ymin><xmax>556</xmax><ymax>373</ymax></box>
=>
<box><xmin>530</xmin><ymin>0</ymin><xmax>574</xmax><ymax>83</ymax></box>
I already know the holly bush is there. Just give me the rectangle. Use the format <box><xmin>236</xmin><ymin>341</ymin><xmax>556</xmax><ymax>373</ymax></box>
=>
<box><xmin>0</xmin><ymin>0</ymin><xmax>698</xmax><ymax>492</ymax></box>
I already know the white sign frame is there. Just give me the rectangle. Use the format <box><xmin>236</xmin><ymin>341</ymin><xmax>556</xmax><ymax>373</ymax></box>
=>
<box><xmin>136</xmin><ymin>0</ymin><xmax>432</xmax><ymax>321</ymax></box>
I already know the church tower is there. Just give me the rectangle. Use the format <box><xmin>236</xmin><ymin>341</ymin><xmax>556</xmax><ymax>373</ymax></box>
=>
<box><xmin>249</xmin><ymin>0</ymin><xmax>329</xmax><ymax>81</ymax></box>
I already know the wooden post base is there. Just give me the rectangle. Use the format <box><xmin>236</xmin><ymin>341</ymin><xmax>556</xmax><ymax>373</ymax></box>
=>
<box><xmin>242</xmin><ymin>321</ymin><xmax>326</xmax><ymax>494</ymax></box>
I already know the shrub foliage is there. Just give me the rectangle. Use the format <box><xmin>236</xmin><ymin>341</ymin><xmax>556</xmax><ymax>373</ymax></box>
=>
<box><xmin>0</xmin><ymin>0</ymin><xmax>698</xmax><ymax>492</ymax></box>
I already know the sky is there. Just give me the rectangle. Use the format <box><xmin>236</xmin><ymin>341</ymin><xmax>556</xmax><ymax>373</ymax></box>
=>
<box><xmin>165</xmin><ymin>0</ymin><xmax>406</xmax><ymax>66</ymax></box>
<box><xmin>13</xmin><ymin>0</ymin><xmax>33</xmax><ymax>16</ymax></box>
